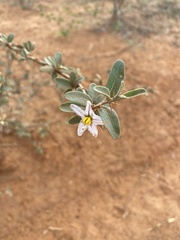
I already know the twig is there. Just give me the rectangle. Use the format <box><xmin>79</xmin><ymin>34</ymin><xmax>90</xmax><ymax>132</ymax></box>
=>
<box><xmin>0</xmin><ymin>37</ymin><xmax>86</xmax><ymax>90</ymax></box>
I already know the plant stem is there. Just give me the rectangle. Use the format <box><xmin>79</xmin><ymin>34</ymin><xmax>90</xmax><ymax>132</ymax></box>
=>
<box><xmin>0</xmin><ymin>36</ymin><xmax>87</xmax><ymax>93</ymax></box>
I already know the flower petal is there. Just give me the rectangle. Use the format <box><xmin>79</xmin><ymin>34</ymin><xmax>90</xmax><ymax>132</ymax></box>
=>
<box><xmin>77</xmin><ymin>121</ymin><xmax>88</xmax><ymax>136</ymax></box>
<box><xmin>92</xmin><ymin>114</ymin><xmax>104</xmax><ymax>125</ymax></box>
<box><xmin>84</xmin><ymin>101</ymin><xmax>92</xmax><ymax>116</ymax></box>
<box><xmin>88</xmin><ymin>124</ymin><xmax>98</xmax><ymax>137</ymax></box>
<box><xmin>70</xmin><ymin>104</ymin><xmax>85</xmax><ymax>119</ymax></box>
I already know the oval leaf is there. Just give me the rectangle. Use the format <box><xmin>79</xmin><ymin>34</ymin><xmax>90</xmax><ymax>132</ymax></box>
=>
<box><xmin>59</xmin><ymin>102</ymin><xmax>74</xmax><ymax>112</ymax></box>
<box><xmin>88</xmin><ymin>83</ymin><xmax>104</xmax><ymax>104</ymax></box>
<box><xmin>98</xmin><ymin>106</ymin><xmax>120</xmax><ymax>139</ymax></box>
<box><xmin>88</xmin><ymin>83</ymin><xmax>98</xmax><ymax>102</ymax></box>
<box><xmin>70</xmin><ymin>71</ymin><xmax>76</xmax><ymax>82</ymax></box>
<box><xmin>69</xmin><ymin>115</ymin><xmax>81</xmax><ymax>124</ymax></box>
<box><xmin>21</xmin><ymin>49</ymin><xmax>28</xmax><ymax>59</ymax></box>
<box><xmin>51</xmin><ymin>72</ymin><xmax>57</xmax><ymax>80</ymax></box>
<box><xmin>44</xmin><ymin>56</ymin><xmax>55</xmax><ymax>66</ymax></box>
<box><xmin>24</xmin><ymin>41</ymin><xmax>31</xmax><ymax>51</ymax></box>
<box><xmin>64</xmin><ymin>91</ymin><xmax>92</xmax><ymax>107</ymax></box>
<box><xmin>55</xmin><ymin>78</ymin><xmax>72</xmax><ymax>91</ymax></box>
<box><xmin>7</xmin><ymin>33</ymin><xmax>14</xmax><ymax>43</ymax></box>
<box><xmin>106</xmin><ymin>59</ymin><xmax>125</xmax><ymax>98</ymax></box>
<box><xmin>40</xmin><ymin>66</ymin><xmax>54</xmax><ymax>73</ymax></box>
<box><xmin>75</xmin><ymin>76</ymin><xmax>84</xmax><ymax>85</ymax></box>
<box><xmin>121</xmin><ymin>88</ymin><xmax>147</xmax><ymax>98</ymax></box>
<box><xmin>29</xmin><ymin>41</ymin><xmax>35</xmax><ymax>51</ymax></box>
<box><xmin>54</xmin><ymin>52</ymin><xmax>62</xmax><ymax>65</ymax></box>
<box><xmin>93</xmin><ymin>85</ymin><xmax>111</xmax><ymax>100</ymax></box>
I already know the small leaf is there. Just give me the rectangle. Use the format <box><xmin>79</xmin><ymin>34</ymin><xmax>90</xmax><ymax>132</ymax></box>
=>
<box><xmin>71</xmin><ymin>75</ymin><xmax>84</xmax><ymax>88</ymax></box>
<box><xmin>21</xmin><ymin>49</ymin><xmax>28</xmax><ymax>59</ymax></box>
<box><xmin>44</xmin><ymin>56</ymin><xmax>55</xmax><ymax>66</ymax></box>
<box><xmin>69</xmin><ymin>115</ymin><xmax>81</xmax><ymax>124</ymax></box>
<box><xmin>64</xmin><ymin>91</ymin><xmax>92</xmax><ymax>107</ymax></box>
<box><xmin>59</xmin><ymin>102</ymin><xmax>74</xmax><ymax>112</ymax></box>
<box><xmin>51</xmin><ymin>72</ymin><xmax>57</xmax><ymax>80</ymax></box>
<box><xmin>0</xmin><ymin>34</ymin><xmax>7</xmax><ymax>42</ymax></box>
<box><xmin>7</xmin><ymin>33</ymin><xmax>14</xmax><ymax>43</ymax></box>
<box><xmin>24</xmin><ymin>41</ymin><xmax>35</xmax><ymax>52</ymax></box>
<box><xmin>29</xmin><ymin>41</ymin><xmax>35</xmax><ymax>51</ymax></box>
<box><xmin>88</xmin><ymin>83</ymin><xmax>97</xmax><ymax>100</ymax></box>
<box><xmin>121</xmin><ymin>88</ymin><xmax>147</xmax><ymax>98</ymax></box>
<box><xmin>54</xmin><ymin>52</ymin><xmax>62</xmax><ymax>65</ymax></box>
<box><xmin>93</xmin><ymin>85</ymin><xmax>111</xmax><ymax>100</ymax></box>
<box><xmin>40</xmin><ymin>65</ymin><xmax>54</xmax><ymax>73</ymax></box>
<box><xmin>106</xmin><ymin>59</ymin><xmax>125</xmax><ymax>98</ymax></box>
<box><xmin>88</xmin><ymin>83</ymin><xmax>104</xmax><ymax>104</ymax></box>
<box><xmin>75</xmin><ymin>76</ymin><xmax>84</xmax><ymax>84</ymax></box>
<box><xmin>23</xmin><ymin>41</ymin><xmax>31</xmax><ymax>51</ymax></box>
<box><xmin>98</xmin><ymin>106</ymin><xmax>120</xmax><ymax>139</ymax></box>
<box><xmin>55</xmin><ymin>78</ymin><xmax>72</xmax><ymax>91</ymax></box>
<box><xmin>70</xmin><ymin>71</ymin><xmax>76</xmax><ymax>84</ymax></box>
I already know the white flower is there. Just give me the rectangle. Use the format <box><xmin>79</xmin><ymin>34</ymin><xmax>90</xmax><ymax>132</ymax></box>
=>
<box><xmin>70</xmin><ymin>101</ymin><xmax>104</xmax><ymax>137</ymax></box>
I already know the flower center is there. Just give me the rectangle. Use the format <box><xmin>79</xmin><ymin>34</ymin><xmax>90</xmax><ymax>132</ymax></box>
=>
<box><xmin>82</xmin><ymin>116</ymin><xmax>92</xmax><ymax>125</ymax></box>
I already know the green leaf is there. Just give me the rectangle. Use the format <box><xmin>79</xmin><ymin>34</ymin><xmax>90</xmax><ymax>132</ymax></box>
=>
<box><xmin>40</xmin><ymin>65</ymin><xmax>54</xmax><ymax>73</ymax></box>
<box><xmin>0</xmin><ymin>34</ymin><xmax>7</xmax><ymax>42</ymax></box>
<box><xmin>64</xmin><ymin>91</ymin><xmax>92</xmax><ymax>107</ymax></box>
<box><xmin>29</xmin><ymin>41</ymin><xmax>35</xmax><ymax>51</ymax></box>
<box><xmin>98</xmin><ymin>106</ymin><xmax>120</xmax><ymax>139</ymax></box>
<box><xmin>7</xmin><ymin>33</ymin><xmax>14</xmax><ymax>43</ymax></box>
<box><xmin>23</xmin><ymin>41</ymin><xmax>35</xmax><ymax>52</ymax></box>
<box><xmin>88</xmin><ymin>83</ymin><xmax>97</xmax><ymax>100</ymax></box>
<box><xmin>44</xmin><ymin>56</ymin><xmax>55</xmax><ymax>66</ymax></box>
<box><xmin>54</xmin><ymin>52</ymin><xmax>62</xmax><ymax>65</ymax></box>
<box><xmin>51</xmin><ymin>72</ymin><xmax>57</xmax><ymax>80</ymax></box>
<box><xmin>88</xmin><ymin>83</ymin><xmax>104</xmax><ymax>104</ymax></box>
<box><xmin>106</xmin><ymin>59</ymin><xmax>125</xmax><ymax>98</ymax></box>
<box><xmin>21</xmin><ymin>49</ymin><xmax>28</xmax><ymax>59</ymax></box>
<box><xmin>70</xmin><ymin>71</ymin><xmax>76</xmax><ymax>83</ymax></box>
<box><xmin>59</xmin><ymin>102</ymin><xmax>74</xmax><ymax>112</ymax></box>
<box><xmin>121</xmin><ymin>88</ymin><xmax>147</xmax><ymax>98</ymax></box>
<box><xmin>69</xmin><ymin>115</ymin><xmax>81</xmax><ymax>124</ymax></box>
<box><xmin>55</xmin><ymin>78</ymin><xmax>72</xmax><ymax>91</ymax></box>
<box><xmin>23</xmin><ymin>41</ymin><xmax>30</xmax><ymax>51</ymax></box>
<box><xmin>75</xmin><ymin>76</ymin><xmax>84</xmax><ymax>84</ymax></box>
<box><xmin>93</xmin><ymin>85</ymin><xmax>111</xmax><ymax>100</ymax></box>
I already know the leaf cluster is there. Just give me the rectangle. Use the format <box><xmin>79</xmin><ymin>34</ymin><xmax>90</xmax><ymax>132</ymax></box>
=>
<box><xmin>0</xmin><ymin>33</ymin><xmax>148</xmax><ymax>139</ymax></box>
<box><xmin>59</xmin><ymin>59</ymin><xmax>147</xmax><ymax>139</ymax></box>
